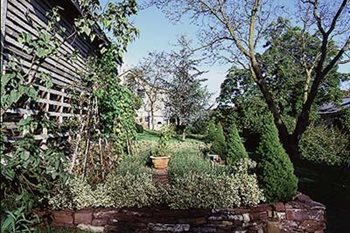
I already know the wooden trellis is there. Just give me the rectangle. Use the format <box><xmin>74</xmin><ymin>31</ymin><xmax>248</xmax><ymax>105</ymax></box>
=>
<box><xmin>1</xmin><ymin>0</ymin><xmax>104</xmax><ymax>141</ymax></box>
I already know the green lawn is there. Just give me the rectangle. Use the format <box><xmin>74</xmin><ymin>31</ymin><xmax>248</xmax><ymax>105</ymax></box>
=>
<box><xmin>136</xmin><ymin>129</ymin><xmax>205</xmax><ymax>143</ymax></box>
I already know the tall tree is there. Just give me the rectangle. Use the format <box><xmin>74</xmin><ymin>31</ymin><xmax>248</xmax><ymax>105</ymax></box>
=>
<box><xmin>163</xmin><ymin>37</ymin><xmax>211</xmax><ymax>138</ymax></box>
<box><xmin>218</xmin><ymin>25</ymin><xmax>347</xmax><ymax>123</ymax></box>
<box><xmin>147</xmin><ymin>0</ymin><xmax>350</xmax><ymax>158</ymax></box>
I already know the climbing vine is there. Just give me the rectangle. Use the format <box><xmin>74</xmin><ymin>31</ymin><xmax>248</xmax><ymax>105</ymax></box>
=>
<box><xmin>1</xmin><ymin>7</ymin><xmax>71</xmax><ymax>232</ymax></box>
<box><xmin>65</xmin><ymin>0</ymin><xmax>139</xmax><ymax>181</ymax></box>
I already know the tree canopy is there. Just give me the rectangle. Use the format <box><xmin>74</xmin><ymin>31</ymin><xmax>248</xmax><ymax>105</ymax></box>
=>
<box><xmin>147</xmin><ymin>0</ymin><xmax>350</xmax><ymax>158</ymax></box>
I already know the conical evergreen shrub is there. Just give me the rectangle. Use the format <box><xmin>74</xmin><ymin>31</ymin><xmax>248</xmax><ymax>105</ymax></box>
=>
<box><xmin>206</xmin><ymin>121</ymin><xmax>226</xmax><ymax>157</ymax></box>
<box><xmin>226</xmin><ymin>121</ymin><xmax>248</xmax><ymax>166</ymax></box>
<box><xmin>206</xmin><ymin>120</ymin><xmax>217</xmax><ymax>143</ymax></box>
<box><xmin>256</xmin><ymin>120</ymin><xmax>298</xmax><ymax>202</ymax></box>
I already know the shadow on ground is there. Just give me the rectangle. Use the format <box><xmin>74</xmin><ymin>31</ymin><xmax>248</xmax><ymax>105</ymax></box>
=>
<box><xmin>295</xmin><ymin>161</ymin><xmax>350</xmax><ymax>233</ymax></box>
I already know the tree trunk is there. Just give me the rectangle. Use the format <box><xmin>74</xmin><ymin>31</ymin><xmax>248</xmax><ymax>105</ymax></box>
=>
<box><xmin>182</xmin><ymin>125</ymin><xmax>187</xmax><ymax>141</ymax></box>
<box><xmin>150</xmin><ymin>105</ymin><xmax>155</xmax><ymax>130</ymax></box>
<box><xmin>281</xmin><ymin>134</ymin><xmax>300</xmax><ymax>159</ymax></box>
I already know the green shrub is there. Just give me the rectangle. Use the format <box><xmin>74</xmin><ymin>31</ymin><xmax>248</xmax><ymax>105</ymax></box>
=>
<box><xmin>300</xmin><ymin>124</ymin><xmax>349</xmax><ymax>166</ymax></box>
<box><xmin>49</xmin><ymin>172</ymin><xmax>161</xmax><ymax>209</ymax></box>
<box><xmin>116</xmin><ymin>154</ymin><xmax>151</xmax><ymax>175</ymax></box>
<box><xmin>133</xmin><ymin>140</ymin><xmax>204</xmax><ymax>157</ymax></box>
<box><xmin>335</xmin><ymin>108</ymin><xmax>350</xmax><ymax>133</ymax></box>
<box><xmin>1</xmin><ymin>118</ymin><xmax>67</xmax><ymax>232</ymax></box>
<box><xmin>256</xmin><ymin>120</ymin><xmax>298</xmax><ymax>202</ymax></box>
<box><xmin>168</xmin><ymin>150</ymin><xmax>227</xmax><ymax>178</ymax></box>
<box><xmin>206</xmin><ymin>121</ymin><xmax>226</xmax><ymax>157</ymax></box>
<box><xmin>135</xmin><ymin>123</ymin><xmax>144</xmax><ymax>133</ymax></box>
<box><xmin>153</xmin><ymin>125</ymin><xmax>175</xmax><ymax>156</ymax></box>
<box><xmin>167</xmin><ymin>158</ymin><xmax>264</xmax><ymax>209</ymax></box>
<box><xmin>226</xmin><ymin>122</ymin><xmax>248</xmax><ymax>166</ymax></box>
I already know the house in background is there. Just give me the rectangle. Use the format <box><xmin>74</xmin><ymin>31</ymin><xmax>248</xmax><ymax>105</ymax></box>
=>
<box><xmin>318</xmin><ymin>96</ymin><xmax>350</xmax><ymax>124</ymax></box>
<box><xmin>118</xmin><ymin>67</ymin><xmax>169</xmax><ymax>131</ymax></box>
<box><xmin>135</xmin><ymin>88</ymin><xmax>169</xmax><ymax>130</ymax></box>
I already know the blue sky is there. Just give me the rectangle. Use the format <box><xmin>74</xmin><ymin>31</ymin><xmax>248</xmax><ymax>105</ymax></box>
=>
<box><xmin>104</xmin><ymin>1</ymin><xmax>350</xmax><ymax>97</ymax></box>
<box><xmin>121</xmin><ymin>6</ymin><xmax>232</xmax><ymax>99</ymax></box>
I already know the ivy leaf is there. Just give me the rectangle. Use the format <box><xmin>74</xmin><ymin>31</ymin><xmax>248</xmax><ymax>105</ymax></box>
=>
<box><xmin>82</xmin><ymin>24</ymin><xmax>91</xmax><ymax>36</ymax></box>
<box><xmin>90</xmin><ymin>33</ymin><xmax>96</xmax><ymax>42</ymax></box>
<box><xmin>27</xmin><ymin>87</ymin><xmax>38</xmax><ymax>100</ymax></box>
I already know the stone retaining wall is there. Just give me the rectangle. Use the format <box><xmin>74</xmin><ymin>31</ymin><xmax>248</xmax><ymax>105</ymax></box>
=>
<box><xmin>48</xmin><ymin>193</ymin><xmax>326</xmax><ymax>233</ymax></box>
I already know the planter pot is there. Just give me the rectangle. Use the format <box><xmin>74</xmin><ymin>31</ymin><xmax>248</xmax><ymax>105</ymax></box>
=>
<box><xmin>150</xmin><ymin>156</ymin><xmax>170</xmax><ymax>170</ymax></box>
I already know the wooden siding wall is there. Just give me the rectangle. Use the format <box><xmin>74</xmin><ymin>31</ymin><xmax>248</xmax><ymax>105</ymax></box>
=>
<box><xmin>2</xmin><ymin>0</ymin><xmax>100</xmax><ymax>141</ymax></box>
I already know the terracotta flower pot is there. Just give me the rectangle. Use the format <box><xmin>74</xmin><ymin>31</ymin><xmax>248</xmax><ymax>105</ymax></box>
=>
<box><xmin>150</xmin><ymin>156</ymin><xmax>170</xmax><ymax>170</ymax></box>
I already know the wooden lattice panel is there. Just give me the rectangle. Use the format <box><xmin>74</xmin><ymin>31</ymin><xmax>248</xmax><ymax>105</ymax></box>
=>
<box><xmin>1</xmin><ymin>0</ymin><xmax>102</xmax><ymax>141</ymax></box>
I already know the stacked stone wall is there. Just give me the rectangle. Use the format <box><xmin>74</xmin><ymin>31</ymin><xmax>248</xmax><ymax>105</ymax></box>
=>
<box><xmin>47</xmin><ymin>193</ymin><xmax>326</xmax><ymax>233</ymax></box>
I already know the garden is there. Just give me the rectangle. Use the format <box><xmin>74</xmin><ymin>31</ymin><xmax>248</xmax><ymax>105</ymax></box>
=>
<box><xmin>1</xmin><ymin>0</ymin><xmax>349</xmax><ymax>233</ymax></box>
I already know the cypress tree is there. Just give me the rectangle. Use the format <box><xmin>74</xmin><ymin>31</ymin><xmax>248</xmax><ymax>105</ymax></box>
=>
<box><xmin>256</xmin><ymin>120</ymin><xmax>298</xmax><ymax>202</ymax></box>
<box><xmin>226</xmin><ymin>122</ymin><xmax>248</xmax><ymax>166</ymax></box>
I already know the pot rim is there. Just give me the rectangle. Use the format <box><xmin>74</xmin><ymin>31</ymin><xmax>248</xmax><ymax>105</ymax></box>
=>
<box><xmin>150</xmin><ymin>155</ymin><xmax>170</xmax><ymax>159</ymax></box>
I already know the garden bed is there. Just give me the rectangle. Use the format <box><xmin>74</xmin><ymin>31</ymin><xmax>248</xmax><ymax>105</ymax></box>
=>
<box><xmin>44</xmin><ymin>140</ymin><xmax>327</xmax><ymax>232</ymax></box>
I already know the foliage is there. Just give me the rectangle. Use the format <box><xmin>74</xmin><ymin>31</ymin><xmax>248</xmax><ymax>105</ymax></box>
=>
<box><xmin>135</xmin><ymin>123</ymin><xmax>144</xmax><ymax>133</ymax></box>
<box><xmin>186</xmin><ymin>116</ymin><xmax>209</xmax><ymax>135</ymax></box>
<box><xmin>0</xmin><ymin>7</ymin><xmax>69</xmax><ymax>232</ymax></box>
<box><xmin>335</xmin><ymin>108</ymin><xmax>350</xmax><ymax>134</ymax></box>
<box><xmin>49</xmin><ymin>155</ymin><xmax>158</xmax><ymax>209</ymax></box>
<box><xmin>216</xmin><ymin>24</ymin><xmax>347</xmax><ymax>159</ymax></box>
<box><xmin>50</xmin><ymin>146</ymin><xmax>264</xmax><ymax>210</ymax></box>
<box><xmin>63</xmin><ymin>0</ymin><xmax>139</xmax><ymax>181</ymax></box>
<box><xmin>168</xmin><ymin>149</ymin><xmax>227</xmax><ymax>178</ymax></box>
<box><xmin>152</xmin><ymin>125</ymin><xmax>175</xmax><ymax>156</ymax></box>
<box><xmin>0</xmin><ymin>8</ymin><xmax>62</xmax><ymax>116</ymax></box>
<box><xmin>299</xmin><ymin>124</ymin><xmax>350</xmax><ymax>166</ymax></box>
<box><xmin>218</xmin><ymin>24</ymin><xmax>345</xmax><ymax>123</ymax></box>
<box><xmin>96</xmin><ymin>71</ymin><xmax>138</xmax><ymax>153</ymax></box>
<box><xmin>1</xmin><ymin>118</ymin><xmax>67</xmax><ymax>233</ymax></box>
<box><xmin>226</xmin><ymin>120</ymin><xmax>248</xmax><ymax>166</ymax></box>
<box><xmin>1</xmin><ymin>0</ymin><xmax>138</xmax><ymax>231</ymax></box>
<box><xmin>162</xmin><ymin>36</ymin><xmax>211</xmax><ymax>133</ymax></box>
<box><xmin>150</xmin><ymin>0</ymin><xmax>349</xmax><ymax>160</ymax></box>
<box><xmin>133</xmin><ymin>139</ymin><xmax>204</xmax><ymax>159</ymax></box>
<box><xmin>256</xmin><ymin>120</ymin><xmax>298</xmax><ymax>202</ymax></box>
<box><xmin>49</xmin><ymin>172</ymin><xmax>159</xmax><ymax>209</ymax></box>
<box><xmin>262</xmin><ymin>26</ymin><xmax>344</xmax><ymax>117</ymax></box>
<box><xmin>206</xmin><ymin>120</ymin><xmax>226</xmax><ymax>157</ymax></box>
<box><xmin>75</xmin><ymin>0</ymin><xmax>138</xmax><ymax>60</ymax></box>
<box><xmin>167</xmin><ymin>157</ymin><xmax>264</xmax><ymax>209</ymax></box>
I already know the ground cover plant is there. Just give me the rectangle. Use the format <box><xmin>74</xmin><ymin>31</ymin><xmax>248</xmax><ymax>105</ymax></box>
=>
<box><xmin>167</xmin><ymin>149</ymin><xmax>264</xmax><ymax>209</ymax></box>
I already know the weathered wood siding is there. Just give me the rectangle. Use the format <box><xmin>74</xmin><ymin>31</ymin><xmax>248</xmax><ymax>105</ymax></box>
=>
<box><xmin>1</xmin><ymin>0</ymin><xmax>102</xmax><ymax>140</ymax></box>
